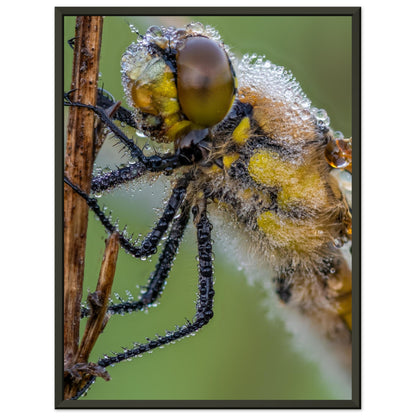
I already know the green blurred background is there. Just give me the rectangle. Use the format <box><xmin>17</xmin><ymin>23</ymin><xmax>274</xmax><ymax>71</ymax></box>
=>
<box><xmin>64</xmin><ymin>15</ymin><xmax>352</xmax><ymax>401</ymax></box>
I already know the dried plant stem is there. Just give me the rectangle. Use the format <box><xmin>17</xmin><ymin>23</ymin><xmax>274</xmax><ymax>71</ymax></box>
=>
<box><xmin>64</xmin><ymin>233</ymin><xmax>120</xmax><ymax>400</ymax></box>
<box><xmin>77</xmin><ymin>232</ymin><xmax>119</xmax><ymax>363</ymax></box>
<box><xmin>63</xmin><ymin>16</ymin><xmax>103</xmax><ymax>398</ymax></box>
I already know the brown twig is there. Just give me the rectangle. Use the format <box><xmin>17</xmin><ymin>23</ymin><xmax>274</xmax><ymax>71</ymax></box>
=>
<box><xmin>77</xmin><ymin>232</ymin><xmax>119</xmax><ymax>363</ymax></box>
<box><xmin>64</xmin><ymin>232</ymin><xmax>120</xmax><ymax>399</ymax></box>
<box><xmin>63</xmin><ymin>16</ymin><xmax>103</xmax><ymax>398</ymax></box>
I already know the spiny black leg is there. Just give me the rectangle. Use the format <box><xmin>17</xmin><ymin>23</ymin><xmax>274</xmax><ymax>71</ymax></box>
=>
<box><xmin>90</xmin><ymin>163</ymin><xmax>146</xmax><ymax>194</ymax></box>
<box><xmin>89</xmin><ymin>150</ymin><xmax>192</xmax><ymax>192</ymax></box>
<box><xmin>64</xmin><ymin>93</ymin><xmax>194</xmax><ymax>189</ymax></box>
<box><xmin>71</xmin><ymin>202</ymin><xmax>214</xmax><ymax>399</ymax></box>
<box><xmin>97</xmin><ymin>89</ymin><xmax>138</xmax><ymax>129</ymax></box>
<box><xmin>98</xmin><ymin>203</ymin><xmax>214</xmax><ymax>365</ymax></box>
<box><xmin>65</xmin><ymin>94</ymin><xmax>187</xmax><ymax>173</ymax></box>
<box><xmin>91</xmin><ymin>154</ymin><xmax>186</xmax><ymax>192</ymax></box>
<box><xmin>81</xmin><ymin>203</ymin><xmax>191</xmax><ymax>318</ymax></box>
<box><xmin>64</xmin><ymin>93</ymin><xmax>145</xmax><ymax>162</ymax></box>
<box><xmin>64</xmin><ymin>175</ymin><xmax>189</xmax><ymax>259</ymax></box>
<box><xmin>90</xmin><ymin>151</ymin><xmax>193</xmax><ymax>193</ymax></box>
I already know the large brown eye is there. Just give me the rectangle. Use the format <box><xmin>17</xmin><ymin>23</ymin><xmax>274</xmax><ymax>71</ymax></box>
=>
<box><xmin>176</xmin><ymin>36</ymin><xmax>235</xmax><ymax>127</ymax></box>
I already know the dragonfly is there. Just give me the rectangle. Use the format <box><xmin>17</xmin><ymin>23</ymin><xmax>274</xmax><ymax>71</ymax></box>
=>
<box><xmin>63</xmin><ymin>17</ymin><xmax>353</xmax><ymax>401</ymax></box>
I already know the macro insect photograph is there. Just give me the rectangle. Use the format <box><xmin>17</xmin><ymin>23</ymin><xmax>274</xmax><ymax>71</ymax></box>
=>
<box><xmin>58</xmin><ymin>8</ymin><xmax>359</xmax><ymax>408</ymax></box>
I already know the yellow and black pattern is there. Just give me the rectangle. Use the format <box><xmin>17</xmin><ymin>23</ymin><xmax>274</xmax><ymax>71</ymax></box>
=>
<box><xmin>199</xmin><ymin>97</ymin><xmax>351</xmax><ymax>341</ymax></box>
<box><xmin>120</xmin><ymin>22</ymin><xmax>353</xmax><ymax>343</ymax></box>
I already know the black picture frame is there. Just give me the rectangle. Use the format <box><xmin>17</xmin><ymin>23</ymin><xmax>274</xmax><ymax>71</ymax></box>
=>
<box><xmin>56</xmin><ymin>7</ymin><xmax>361</xmax><ymax>409</ymax></box>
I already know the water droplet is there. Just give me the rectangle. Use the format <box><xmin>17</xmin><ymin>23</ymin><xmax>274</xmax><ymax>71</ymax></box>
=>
<box><xmin>146</xmin><ymin>25</ymin><xmax>163</xmax><ymax>38</ymax></box>
<box><xmin>154</xmin><ymin>36</ymin><xmax>169</xmax><ymax>48</ymax></box>
<box><xmin>129</xmin><ymin>23</ymin><xmax>139</xmax><ymax>34</ymax></box>
<box><xmin>300</xmin><ymin>109</ymin><xmax>311</xmax><ymax>121</ymax></box>
<box><xmin>315</xmin><ymin>108</ymin><xmax>326</xmax><ymax>120</ymax></box>
<box><xmin>135</xmin><ymin>130</ymin><xmax>147</xmax><ymax>139</ymax></box>
<box><xmin>174</xmin><ymin>40</ymin><xmax>185</xmax><ymax>51</ymax></box>
<box><xmin>186</xmin><ymin>21</ymin><xmax>204</xmax><ymax>34</ymax></box>
<box><xmin>172</xmin><ymin>28</ymin><xmax>187</xmax><ymax>41</ymax></box>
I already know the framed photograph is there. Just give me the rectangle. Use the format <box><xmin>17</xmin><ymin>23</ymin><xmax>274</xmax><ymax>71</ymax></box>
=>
<box><xmin>56</xmin><ymin>7</ymin><xmax>360</xmax><ymax>408</ymax></box>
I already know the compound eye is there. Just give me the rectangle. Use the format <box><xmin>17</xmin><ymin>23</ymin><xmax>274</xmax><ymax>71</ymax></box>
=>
<box><xmin>176</xmin><ymin>36</ymin><xmax>235</xmax><ymax>128</ymax></box>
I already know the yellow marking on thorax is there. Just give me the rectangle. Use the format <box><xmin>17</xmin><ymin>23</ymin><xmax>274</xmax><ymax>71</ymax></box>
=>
<box><xmin>207</xmin><ymin>164</ymin><xmax>222</xmax><ymax>174</ymax></box>
<box><xmin>248</xmin><ymin>150</ymin><xmax>327</xmax><ymax>210</ymax></box>
<box><xmin>232</xmin><ymin>116</ymin><xmax>251</xmax><ymax>145</ymax></box>
<box><xmin>223</xmin><ymin>153</ymin><xmax>240</xmax><ymax>169</ymax></box>
<box><xmin>257</xmin><ymin>211</ymin><xmax>325</xmax><ymax>253</ymax></box>
<box><xmin>167</xmin><ymin>120</ymin><xmax>193</xmax><ymax>143</ymax></box>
